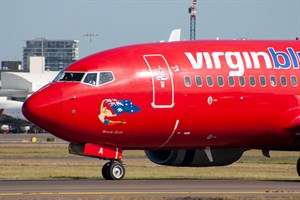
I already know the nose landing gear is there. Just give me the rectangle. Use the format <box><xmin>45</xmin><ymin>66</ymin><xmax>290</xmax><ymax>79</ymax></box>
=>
<box><xmin>102</xmin><ymin>161</ymin><xmax>125</xmax><ymax>180</ymax></box>
<box><xmin>69</xmin><ymin>143</ymin><xmax>125</xmax><ymax>180</ymax></box>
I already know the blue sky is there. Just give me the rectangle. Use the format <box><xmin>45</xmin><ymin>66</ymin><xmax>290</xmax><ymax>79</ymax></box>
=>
<box><xmin>1</xmin><ymin>0</ymin><xmax>299</xmax><ymax>61</ymax></box>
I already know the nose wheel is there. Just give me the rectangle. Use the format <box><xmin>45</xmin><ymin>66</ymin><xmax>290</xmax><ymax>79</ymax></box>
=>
<box><xmin>102</xmin><ymin>161</ymin><xmax>125</xmax><ymax>180</ymax></box>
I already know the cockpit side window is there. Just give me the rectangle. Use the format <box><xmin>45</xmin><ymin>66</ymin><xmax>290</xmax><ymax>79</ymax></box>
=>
<box><xmin>54</xmin><ymin>70</ymin><xmax>114</xmax><ymax>86</ymax></box>
<box><xmin>99</xmin><ymin>72</ymin><xmax>114</xmax><ymax>85</ymax></box>
<box><xmin>83</xmin><ymin>73</ymin><xmax>97</xmax><ymax>85</ymax></box>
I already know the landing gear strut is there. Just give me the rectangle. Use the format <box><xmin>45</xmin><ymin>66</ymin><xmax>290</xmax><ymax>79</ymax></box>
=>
<box><xmin>69</xmin><ymin>143</ymin><xmax>125</xmax><ymax>180</ymax></box>
<box><xmin>102</xmin><ymin>161</ymin><xmax>125</xmax><ymax>180</ymax></box>
<box><xmin>297</xmin><ymin>157</ymin><xmax>300</xmax><ymax>177</ymax></box>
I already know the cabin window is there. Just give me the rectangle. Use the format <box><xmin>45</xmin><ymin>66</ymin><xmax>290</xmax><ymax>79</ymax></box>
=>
<box><xmin>249</xmin><ymin>76</ymin><xmax>256</xmax><ymax>87</ymax></box>
<box><xmin>217</xmin><ymin>76</ymin><xmax>224</xmax><ymax>87</ymax></box>
<box><xmin>280</xmin><ymin>76</ymin><xmax>287</xmax><ymax>87</ymax></box>
<box><xmin>83</xmin><ymin>73</ymin><xmax>97</xmax><ymax>85</ymax></box>
<box><xmin>206</xmin><ymin>76</ymin><xmax>213</xmax><ymax>87</ymax></box>
<box><xmin>228</xmin><ymin>76</ymin><xmax>235</xmax><ymax>87</ymax></box>
<box><xmin>239</xmin><ymin>76</ymin><xmax>245</xmax><ymax>87</ymax></box>
<box><xmin>259</xmin><ymin>76</ymin><xmax>266</xmax><ymax>87</ymax></box>
<box><xmin>184</xmin><ymin>76</ymin><xmax>192</xmax><ymax>87</ymax></box>
<box><xmin>195</xmin><ymin>76</ymin><xmax>202</xmax><ymax>87</ymax></box>
<box><xmin>99</xmin><ymin>72</ymin><xmax>114</xmax><ymax>85</ymax></box>
<box><xmin>291</xmin><ymin>76</ymin><xmax>298</xmax><ymax>87</ymax></box>
<box><xmin>270</xmin><ymin>76</ymin><xmax>277</xmax><ymax>87</ymax></box>
<box><xmin>59</xmin><ymin>72</ymin><xmax>85</xmax><ymax>82</ymax></box>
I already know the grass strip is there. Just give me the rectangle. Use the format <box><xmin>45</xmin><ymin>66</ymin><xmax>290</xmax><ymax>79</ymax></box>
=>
<box><xmin>0</xmin><ymin>146</ymin><xmax>299</xmax><ymax>180</ymax></box>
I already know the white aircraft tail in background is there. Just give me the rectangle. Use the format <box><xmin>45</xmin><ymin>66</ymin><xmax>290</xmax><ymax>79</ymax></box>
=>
<box><xmin>0</xmin><ymin>98</ymin><xmax>26</xmax><ymax>121</ymax></box>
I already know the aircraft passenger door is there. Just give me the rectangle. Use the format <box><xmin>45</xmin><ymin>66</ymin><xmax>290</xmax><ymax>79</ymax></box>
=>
<box><xmin>144</xmin><ymin>54</ymin><xmax>174</xmax><ymax>108</ymax></box>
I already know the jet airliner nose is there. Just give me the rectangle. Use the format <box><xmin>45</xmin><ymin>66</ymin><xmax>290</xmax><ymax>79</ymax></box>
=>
<box><xmin>22</xmin><ymin>84</ymin><xmax>63</xmax><ymax>132</ymax></box>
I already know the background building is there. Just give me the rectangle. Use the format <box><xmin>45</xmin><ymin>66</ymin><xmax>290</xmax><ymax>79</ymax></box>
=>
<box><xmin>1</xmin><ymin>61</ymin><xmax>25</xmax><ymax>80</ymax></box>
<box><xmin>1</xmin><ymin>56</ymin><xmax>58</xmax><ymax>101</ymax></box>
<box><xmin>1</xmin><ymin>61</ymin><xmax>23</xmax><ymax>71</ymax></box>
<box><xmin>23</xmin><ymin>39</ymin><xmax>79</xmax><ymax>71</ymax></box>
<box><xmin>0</xmin><ymin>57</ymin><xmax>59</xmax><ymax>133</ymax></box>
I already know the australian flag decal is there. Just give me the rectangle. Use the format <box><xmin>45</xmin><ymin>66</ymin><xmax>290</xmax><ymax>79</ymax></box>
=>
<box><xmin>104</xmin><ymin>99</ymin><xmax>141</xmax><ymax>115</ymax></box>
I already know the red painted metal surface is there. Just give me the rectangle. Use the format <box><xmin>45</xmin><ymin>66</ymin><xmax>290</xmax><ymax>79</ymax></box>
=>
<box><xmin>84</xmin><ymin>143</ymin><xmax>122</xmax><ymax>160</ymax></box>
<box><xmin>22</xmin><ymin>40</ymin><xmax>300</xmax><ymax>152</ymax></box>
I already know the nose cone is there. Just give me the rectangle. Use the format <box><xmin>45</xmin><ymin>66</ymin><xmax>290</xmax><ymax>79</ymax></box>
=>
<box><xmin>22</xmin><ymin>85</ymin><xmax>63</xmax><ymax>132</ymax></box>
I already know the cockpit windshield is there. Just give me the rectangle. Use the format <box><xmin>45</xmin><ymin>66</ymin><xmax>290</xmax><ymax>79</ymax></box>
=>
<box><xmin>99</xmin><ymin>72</ymin><xmax>114</xmax><ymax>85</ymax></box>
<box><xmin>83</xmin><ymin>71</ymin><xmax>114</xmax><ymax>86</ymax></box>
<box><xmin>62</xmin><ymin>72</ymin><xmax>85</xmax><ymax>81</ymax></box>
<box><xmin>83</xmin><ymin>73</ymin><xmax>97</xmax><ymax>85</ymax></box>
<box><xmin>53</xmin><ymin>69</ymin><xmax>114</xmax><ymax>86</ymax></box>
<box><xmin>53</xmin><ymin>66</ymin><xmax>67</xmax><ymax>82</ymax></box>
<box><xmin>54</xmin><ymin>72</ymin><xmax>85</xmax><ymax>82</ymax></box>
<box><xmin>53</xmin><ymin>65</ymin><xmax>85</xmax><ymax>82</ymax></box>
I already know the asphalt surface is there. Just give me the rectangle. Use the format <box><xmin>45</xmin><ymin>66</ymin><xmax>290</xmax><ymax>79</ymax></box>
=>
<box><xmin>0</xmin><ymin>179</ymin><xmax>300</xmax><ymax>199</ymax></box>
<box><xmin>1</xmin><ymin>134</ymin><xmax>300</xmax><ymax>199</ymax></box>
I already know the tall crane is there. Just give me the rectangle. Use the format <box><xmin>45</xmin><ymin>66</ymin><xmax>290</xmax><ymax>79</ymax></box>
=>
<box><xmin>188</xmin><ymin>0</ymin><xmax>197</xmax><ymax>40</ymax></box>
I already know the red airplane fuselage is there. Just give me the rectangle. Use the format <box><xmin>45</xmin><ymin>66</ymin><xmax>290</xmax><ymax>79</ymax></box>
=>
<box><xmin>22</xmin><ymin>40</ymin><xmax>300</xmax><ymax>179</ymax></box>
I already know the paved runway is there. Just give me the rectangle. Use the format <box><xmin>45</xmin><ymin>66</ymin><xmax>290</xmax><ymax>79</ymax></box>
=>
<box><xmin>1</xmin><ymin>179</ymin><xmax>300</xmax><ymax>199</ymax></box>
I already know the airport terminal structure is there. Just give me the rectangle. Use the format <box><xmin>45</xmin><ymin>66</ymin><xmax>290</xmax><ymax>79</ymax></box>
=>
<box><xmin>0</xmin><ymin>56</ymin><xmax>59</xmax><ymax>133</ymax></box>
<box><xmin>1</xmin><ymin>56</ymin><xmax>58</xmax><ymax>101</ymax></box>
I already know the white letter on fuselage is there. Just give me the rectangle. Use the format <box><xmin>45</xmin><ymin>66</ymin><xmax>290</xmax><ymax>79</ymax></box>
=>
<box><xmin>185</xmin><ymin>52</ymin><xmax>214</xmax><ymax>69</ymax></box>
<box><xmin>225</xmin><ymin>52</ymin><xmax>244</xmax><ymax>76</ymax></box>
<box><xmin>185</xmin><ymin>52</ymin><xmax>203</xmax><ymax>69</ymax></box>
<box><xmin>250</xmin><ymin>52</ymin><xmax>272</xmax><ymax>69</ymax></box>
<box><xmin>242</xmin><ymin>52</ymin><xmax>253</xmax><ymax>69</ymax></box>
<box><xmin>203</xmin><ymin>52</ymin><xmax>213</xmax><ymax>69</ymax></box>
<box><xmin>212</xmin><ymin>52</ymin><xmax>224</xmax><ymax>69</ymax></box>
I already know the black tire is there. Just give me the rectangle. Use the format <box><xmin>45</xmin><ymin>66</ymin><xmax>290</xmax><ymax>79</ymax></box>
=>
<box><xmin>102</xmin><ymin>162</ymin><xmax>112</xmax><ymax>180</ymax></box>
<box><xmin>297</xmin><ymin>157</ymin><xmax>300</xmax><ymax>177</ymax></box>
<box><xmin>109</xmin><ymin>162</ymin><xmax>125</xmax><ymax>180</ymax></box>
